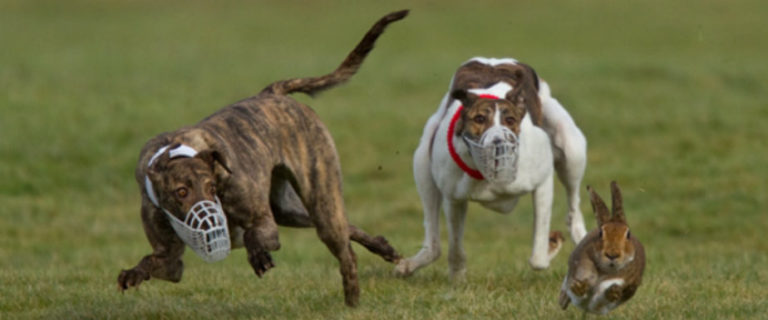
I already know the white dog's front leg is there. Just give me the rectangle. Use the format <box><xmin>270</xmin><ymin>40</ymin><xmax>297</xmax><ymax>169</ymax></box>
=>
<box><xmin>530</xmin><ymin>173</ymin><xmax>555</xmax><ymax>270</ymax></box>
<box><xmin>395</xmin><ymin>142</ymin><xmax>443</xmax><ymax>277</ymax></box>
<box><xmin>444</xmin><ymin>198</ymin><xmax>468</xmax><ymax>281</ymax></box>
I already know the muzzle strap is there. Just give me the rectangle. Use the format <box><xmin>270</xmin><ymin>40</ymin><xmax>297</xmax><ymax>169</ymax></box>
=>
<box><xmin>446</xmin><ymin>93</ymin><xmax>501</xmax><ymax>180</ymax></box>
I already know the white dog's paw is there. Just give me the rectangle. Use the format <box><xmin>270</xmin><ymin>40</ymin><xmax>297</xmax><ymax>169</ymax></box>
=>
<box><xmin>394</xmin><ymin>259</ymin><xmax>414</xmax><ymax>277</ymax></box>
<box><xmin>569</xmin><ymin>218</ymin><xmax>587</xmax><ymax>243</ymax></box>
<box><xmin>529</xmin><ymin>255</ymin><xmax>550</xmax><ymax>270</ymax></box>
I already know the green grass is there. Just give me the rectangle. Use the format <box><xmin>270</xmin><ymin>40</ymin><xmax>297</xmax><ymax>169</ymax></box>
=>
<box><xmin>2</xmin><ymin>0</ymin><xmax>767</xmax><ymax>318</ymax></box>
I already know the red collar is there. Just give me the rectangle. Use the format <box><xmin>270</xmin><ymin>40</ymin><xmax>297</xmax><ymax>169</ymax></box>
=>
<box><xmin>447</xmin><ymin>94</ymin><xmax>499</xmax><ymax>180</ymax></box>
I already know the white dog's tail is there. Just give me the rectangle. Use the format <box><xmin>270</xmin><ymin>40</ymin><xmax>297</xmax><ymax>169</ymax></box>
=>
<box><xmin>260</xmin><ymin>10</ymin><xmax>408</xmax><ymax>97</ymax></box>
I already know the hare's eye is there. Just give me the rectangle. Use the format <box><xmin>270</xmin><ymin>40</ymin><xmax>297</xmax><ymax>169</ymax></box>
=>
<box><xmin>176</xmin><ymin>187</ymin><xmax>188</xmax><ymax>198</ymax></box>
<box><xmin>473</xmin><ymin>115</ymin><xmax>486</xmax><ymax>124</ymax></box>
<box><xmin>626</xmin><ymin>231</ymin><xmax>631</xmax><ymax>239</ymax></box>
<box><xmin>599</xmin><ymin>230</ymin><xmax>603</xmax><ymax>238</ymax></box>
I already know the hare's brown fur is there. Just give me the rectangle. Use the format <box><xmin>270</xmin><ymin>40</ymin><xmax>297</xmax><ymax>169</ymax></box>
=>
<box><xmin>559</xmin><ymin>181</ymin><xmax>645</xmax><ymax>314</ymax></box>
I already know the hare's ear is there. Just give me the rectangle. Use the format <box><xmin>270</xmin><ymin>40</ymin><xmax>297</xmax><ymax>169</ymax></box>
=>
<box><xmin>610</xmin><ymin>181</ymin><xmax>626</xmax><ymax>223</ymax></box>
<box><xmin>588</xmin><ymin>185</ymin><xmax>611</xmax><ymax>226</ymax></box>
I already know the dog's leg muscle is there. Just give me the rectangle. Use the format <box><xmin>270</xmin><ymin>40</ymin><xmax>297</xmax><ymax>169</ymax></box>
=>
<box><xmin>529</xmin><ymin>172</ymin><xmax>555</xmax><ymax>270</ymax></box>
<box><xmin>539</xmin><ymin>89</ymin><xmax>588</xmax><ymax>244</ymax></box>
<box><xmin>118</xmin><ymin>202</ymin><xmax>185</xmax><ymax>291</ymax></box>
<box><xmin>553</xmin><ymin>122</ymin><xmax>588</xmax><ymax>243</ymax></box>
<box><xmin>444</xmin><ymin>199</ymin><xmax>468</xmax><ymax>280</ymax></box>
<box><xmin>308</xmin><ymin>183</ymin><xmax>359</xmax><ymax>307</ymax></box>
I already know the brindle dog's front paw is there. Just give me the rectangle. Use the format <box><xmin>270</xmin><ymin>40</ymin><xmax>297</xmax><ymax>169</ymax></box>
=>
<box><xmin>248</xmin><ymin>250</ymin><xmax>275</xmax><ymax>277</ymax></box>
<box><xmin>117</xmin><ymin>268</ymin><xmax>150</xmax><ymax>291</ymax></box>
<box><xmin>570</xmin><ymin>279</ymin><xmax>589</xmax><ymax>297</ymax></box>
<box><xmin>605</xmin><ymin>284</ymin><xmax>623</xmax><ymax>302</ymax></box>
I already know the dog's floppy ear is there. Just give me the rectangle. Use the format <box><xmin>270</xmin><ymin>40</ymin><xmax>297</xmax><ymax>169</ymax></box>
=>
<box><xmin>451</xmin><ymin>89</ymin><xmax>479</xmax><ymax>136</ymax></box>
<box><xmin>507</xmin><ymin>65</ymin><xmax>543</xmax><ymax>126</ymax></box>
<box><xmin>451</xmin><ymin>88</ymin><xmax>479</xmax><ymax>108</ymax></box>
<box><xmin>196</xmin><ymin>149</ymin><xmax>232</xmax><ymax>175</ymax></box>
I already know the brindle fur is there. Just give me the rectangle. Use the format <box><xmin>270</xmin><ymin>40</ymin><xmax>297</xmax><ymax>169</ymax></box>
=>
<box><xmin>117</xmin><ymin>10</ymin><xmax>408</xmax><ymax>307</ymax></box>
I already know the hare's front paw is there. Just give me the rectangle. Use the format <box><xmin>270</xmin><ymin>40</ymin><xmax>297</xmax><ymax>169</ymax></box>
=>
<box><xmin>570</xmin><ymin>279</ymin><xmax>589</xmax><ymax>297</ymax></box>
<box><xmin>605</xmin><ymin>284</ymin><xmax>622</xmax><ymax>302</ymax></box>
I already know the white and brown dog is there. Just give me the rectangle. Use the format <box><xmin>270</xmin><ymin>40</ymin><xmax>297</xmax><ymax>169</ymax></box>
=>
<box><xmin>395</xmin><ymin>57</ymin><xmax>588</xmax><ymax>279</ymax></box>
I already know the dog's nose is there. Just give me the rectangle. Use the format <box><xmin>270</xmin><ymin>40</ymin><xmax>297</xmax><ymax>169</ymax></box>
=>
<box><xmin>605</xmin><ymin>252</ymin><xmax>620</xmax><ymax>260</ymax></box>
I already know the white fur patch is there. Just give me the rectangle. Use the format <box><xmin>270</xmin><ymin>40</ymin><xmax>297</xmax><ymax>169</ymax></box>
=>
<box><xmin>468</xmin><ymin>82</ymin><xmax>513</xmax><ymax>99</ymax></box>
<box><xmin>596</xmin><ymin>278</ymin><xmax>625</xmax><ymax>296</ymax></box>
<box><xmin>467</xmin><ymin>57</ymin><xmax>518</xmax><ymax>66</ymax></box>
<box><xmin>590</xmin><ymin>278</ymin><xmax>625</xmax><ymax>314</ymax></box>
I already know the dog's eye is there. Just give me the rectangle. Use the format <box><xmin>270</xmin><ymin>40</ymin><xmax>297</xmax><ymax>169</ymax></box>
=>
<box><xmin>473</xmin><ymin>115</ymin><xmax>486</xmax><ymax>124</ymax></box>
<box><xmin>176</xmin><ymin>187</ymin><xmax>188</xmax><ymax>198</ymax></box>
<box><xmin>209</xmin><ymin>185</ymin><xmax>216</xmax><ymax>195</ymax></box>
<box><xmin>505</xmin><ymin>117</ymin><xmax>516</xmax><ymax>125</ymax></box>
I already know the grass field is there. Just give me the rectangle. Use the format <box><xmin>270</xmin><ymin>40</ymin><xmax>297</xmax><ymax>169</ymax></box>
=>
<box><xmin>1</xmin><ymin>0</ymin><xmax>767</xmax><ymax>319</ymax></box>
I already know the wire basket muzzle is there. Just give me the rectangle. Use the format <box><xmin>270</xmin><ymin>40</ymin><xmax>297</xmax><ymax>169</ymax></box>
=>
<box><xmin>463</xmin><ymin>127</ymin><xmax>520</xmax><ymax>184</ymax></box>
<box><xmin>164</xmin><ymin>197</ymin><xmax>231</xmax><ymax>262</ymax></box>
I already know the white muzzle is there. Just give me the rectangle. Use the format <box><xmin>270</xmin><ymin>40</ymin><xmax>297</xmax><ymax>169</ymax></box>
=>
<box><xmin>463</xmin><ymin>126</ymin><xmax>520</xmax><ymax>184</ymax></box>
<box><xmin>164</xmin><ymin>197</ymin><xmax>231</xmax><ymax>263</ymax></box>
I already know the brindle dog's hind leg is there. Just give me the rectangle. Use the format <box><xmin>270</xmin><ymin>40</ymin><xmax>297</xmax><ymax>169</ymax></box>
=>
<box><xmin>271</xmin><ymin>177</ymin><xmax>400</xmax><ymax>263</ymax></box>
<box><xmin>118</xmin><ymin>201</ymin><xmax>185</xmax><ymax>291</ymax></box>
<box><xmin>348</xmin><ymin>225</ymin><xmax>401</xmax><ymax>263</ymax></box>
<box><xmin>303</xmin><ymin>168</ymin><xmax>359</xmax><ymax>307</ymax></box>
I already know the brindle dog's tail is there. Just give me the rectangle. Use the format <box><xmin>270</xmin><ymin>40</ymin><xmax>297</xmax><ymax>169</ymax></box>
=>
<box><xmin>260</xmin><ymin>10</ymin><xmax>409</xmax><ymax>96</ymax></box>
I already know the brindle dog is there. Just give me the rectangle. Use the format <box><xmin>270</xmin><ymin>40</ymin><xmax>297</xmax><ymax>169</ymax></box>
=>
<box><xmin>117</xmin><ymin>10</ymin><xmax>408</xmax><ymax>307</ymax></box>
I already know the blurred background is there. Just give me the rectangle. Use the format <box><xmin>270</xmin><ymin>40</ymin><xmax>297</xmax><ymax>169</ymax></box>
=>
<box><xmin>1</xmin><ymin>0</ymin><xmax>766</xmax><ymax>318</ymax></box>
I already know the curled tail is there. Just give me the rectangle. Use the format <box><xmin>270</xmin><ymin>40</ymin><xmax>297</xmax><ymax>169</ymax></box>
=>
<box><xmin>260</xmin><ymin>9</ymin><xmax>409</xmax><ymax>96</ymax></box>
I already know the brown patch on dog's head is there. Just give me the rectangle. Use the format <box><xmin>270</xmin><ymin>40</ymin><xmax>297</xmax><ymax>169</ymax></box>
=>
<box><xmin>147</xmin><ymin>146</ymin><xmax>230</xmax><ymax>219</ymax></box>
<box><xmin>451</xmin><ymin>89</ymin><xmax>526</xmax><ymax>140</ymax></box>
<box><xmin>451</xmin><ymin>61</ymin><xmax>543</xmax><ymax>126</ymax></box>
